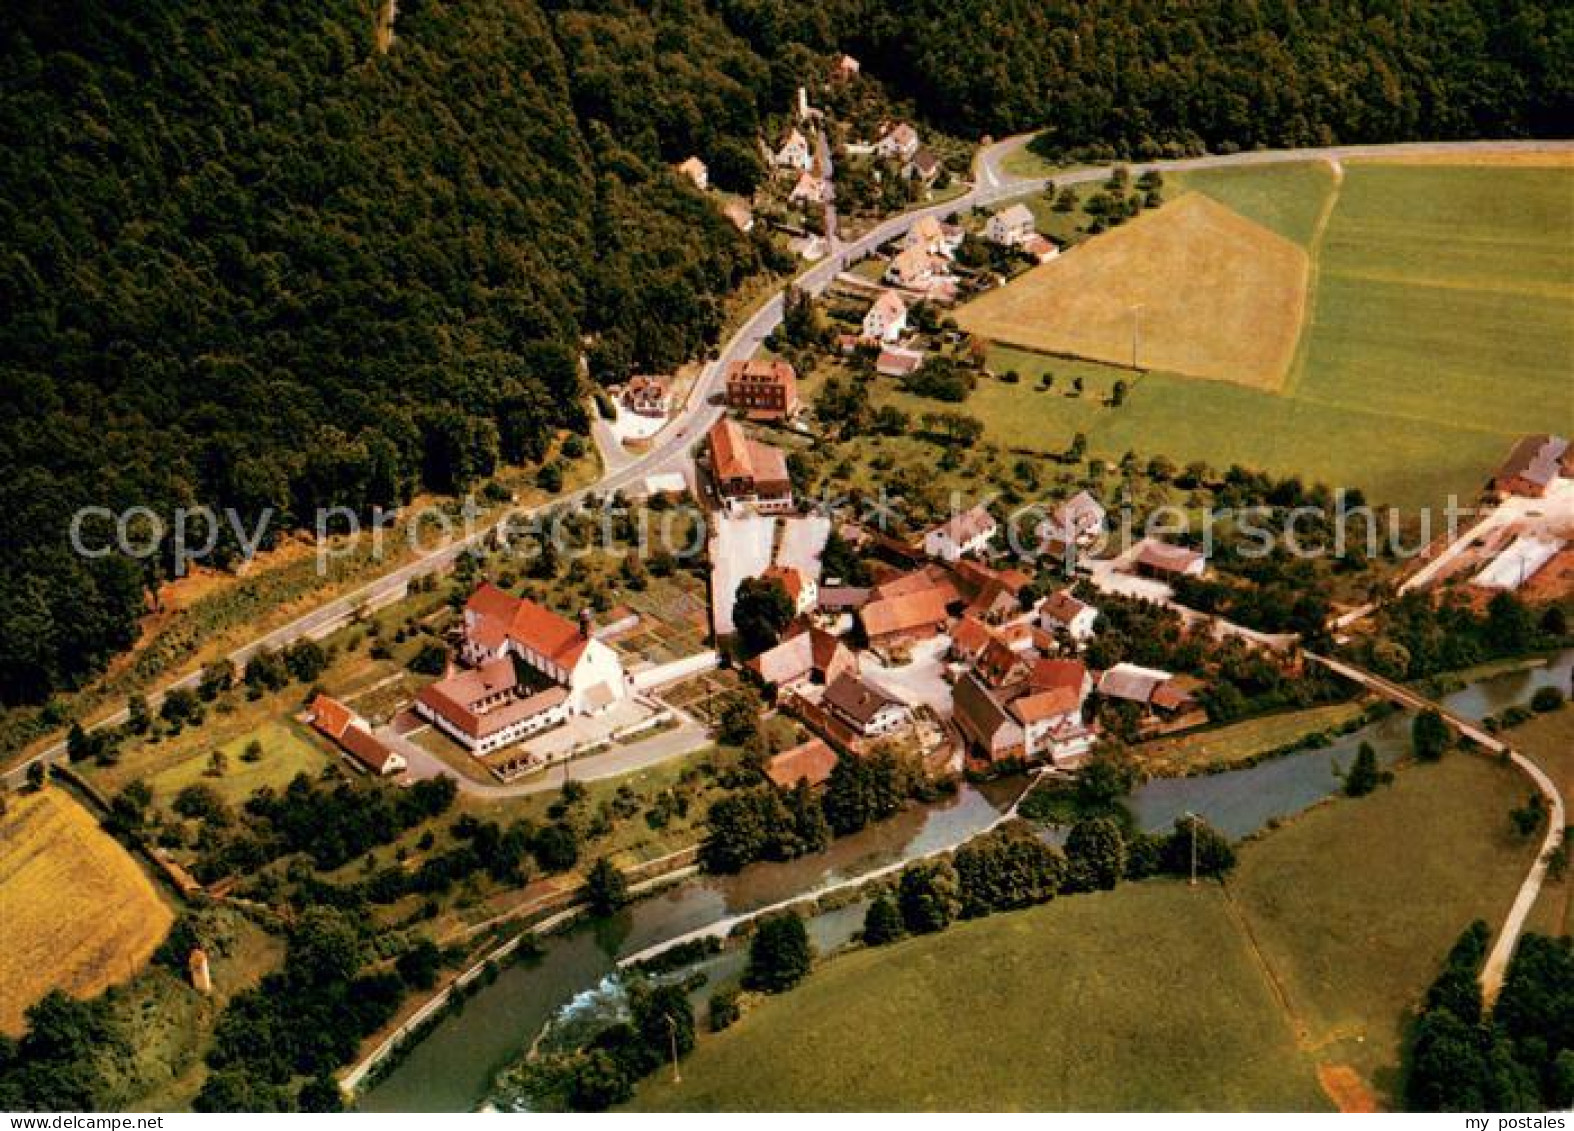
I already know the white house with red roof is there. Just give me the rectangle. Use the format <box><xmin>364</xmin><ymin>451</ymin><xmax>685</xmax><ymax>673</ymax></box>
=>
<box><xmin>456</xmin><ymin>583</ymin><xmax>627</xmax><ymax>715</ymax></box>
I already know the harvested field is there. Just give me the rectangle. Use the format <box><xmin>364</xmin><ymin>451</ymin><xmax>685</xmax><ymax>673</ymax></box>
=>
<box><xmin>956</xmin><ymin>193</ymin><xmax>1308</xmax><ymax>389</ymax></box>
<box><xmin>0</xmin><ymin>787</ymin><xmax>173</xmax><ymax>1032</ymax></box>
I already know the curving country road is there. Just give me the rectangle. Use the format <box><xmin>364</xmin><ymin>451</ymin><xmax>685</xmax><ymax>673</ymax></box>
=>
<box><xmin>12</xmin><ymin>133</ymin><xmax>1573</xmax><ymax>787</ymax></box>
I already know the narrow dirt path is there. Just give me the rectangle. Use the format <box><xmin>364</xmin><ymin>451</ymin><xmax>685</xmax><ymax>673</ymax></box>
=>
<box><xmin>1279</xmin><ymin>156</ymin><xmax>1344</xmax><ymax>398</ymax></box>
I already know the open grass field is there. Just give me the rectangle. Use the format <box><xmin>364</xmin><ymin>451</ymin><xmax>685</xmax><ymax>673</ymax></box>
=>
<box><xmin>1227</xmin><ymin>753</ymin><xmax>1540</xmax><ymax>1098</ymax></box>
<box><xmin>1170</xmin><ymin>161</ymin><xmax>1339</xmax><ymax>248</ymax></box>
<box><xmin>635</xmin><ymin>880</ymin><xmax>1327</xmax><ymax>1111</ymax></box>
<box><xmin>142</xmin><ymin>719</ymin><xmax>330</xmax><ymax>808</ymax></box>
<box><xmin>942</xmin><ymin>161</ymin><xmax>1574</xmax><ymax>510</ymax></box>
<box><xmin>631</xmin><ymin>750</ymin><xmax>1539</xmax><ymax>1111</ymax></box>
<box><xmin>957</xmin><ymin>193</ymin><xmax>1309</xmax><ymax>388</ymax></box>
<box><xmin>1506</xmin><ymin>705</ymin><xmax>1574</xmax><ymax>937</ymax></box>
<box><xmin>1135</xmin><ymin>701</ymin><xmax>1369</xmax><ymax>777</ymax></box>
<box><xmin>0</xmin><ymin>787</ymin><xmax>174</xmax><ymax>1033</ymax></box>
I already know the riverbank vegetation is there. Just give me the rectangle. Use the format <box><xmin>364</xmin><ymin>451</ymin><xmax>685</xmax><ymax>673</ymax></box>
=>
<box><xmin>630</xmin><ymin>748</ymin><xmax>1546</xmax><ymax>1110</ymax></box>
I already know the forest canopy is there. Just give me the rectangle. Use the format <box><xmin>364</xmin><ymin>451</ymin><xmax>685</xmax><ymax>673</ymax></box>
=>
<box><xmin>2</xmin><ymin>0</ymin><xmax>1569</xmax><ymax>704</ymax></box>
<box><xmin>0</xmin><ymin>0</ymin><xmax>777</xmax><ymax>703</ymax></box>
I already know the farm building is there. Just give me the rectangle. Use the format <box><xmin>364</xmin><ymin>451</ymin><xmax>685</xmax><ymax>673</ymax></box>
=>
<box><xmin>765</xmin><ymin>739</ymin><xmax>839</xmax><ymax>791</ymax></box>
<box><xmin>923</xmin><ymin>505</ymin><xmax>998</xmax><ymax>562</ymax></box>
<box><xmin>1493</xmin><ymin>434</ymin><xmax>1570</xmax><ymax>497</ymax></box>
<box><xmin>308</xmin><ymin>694</ymin><xmax>406</xmax><ymax>776</ymax></box>
<box><xmin>1474</xmin><ymin>535</ymin><xmax>1566</xmax><ymax>590</ymax></box>
<box><xmin>1132</xmin><ymin>539</ymin><xmax>1207</xmax><ymax>580</ymax></box>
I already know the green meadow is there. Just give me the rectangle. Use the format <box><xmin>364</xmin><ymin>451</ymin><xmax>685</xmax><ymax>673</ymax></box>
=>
<box><xmin>944</xmin><ymin>161</ymin><xmax>1574</xmax><ymax>510</ymax></box>
<box><xmin>631</xmin><ymin>753</ymin><xmax>1538</xmax><ymax>1111</ymax></box>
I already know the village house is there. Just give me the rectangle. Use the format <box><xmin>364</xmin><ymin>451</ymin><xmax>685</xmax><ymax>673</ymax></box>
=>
<box><xmin>725</xmin><ymin>358</ymin><xmax>800</xmax><ymax>421</ymax></box>
<box><xmin>905</xmin><ymin>148</ymin><xmax>941</xmax><ymax>184</ymax></box>
<box><xmin>976</xmin><ymin>636</ymin><xmax>1031</xmax><ymax>689</ymax></box>
<box><xmin>985</xmin><ymin>203</ymin><xmax>1037</xmax><ymax>247</ymax></box>
<box><xmin>1132</xmin><ymin>539</ymin><xmax>1208</xmax><ymax>580</ymax></box>
<box><xmin>902</xmin><ymin>215</ymin><xmax>961</xmax><ymax>258</ymax></box>
<box><xmin>707</xmin><ymin>419</ymin><xmax>794</xmax><ymax>514</ymax></box>
<box><xmin>1020</xmin><ymin>234</ymin><xmax>1060</xmax><ymax>263</ymax></box>
<box><xmin>885</xmin><ymin>244</ymin><xmax>945</xmax><ymax>289</ymax></box>
<box><xmin>859</xmin><ymin>585</ymin><xmax>952</xmax><ymax>651</ymax></box>
<box><xmin>861</xmin><ymin>289</ymin><xmax>908</xmax><ymax>343</ymax></box>
<box><xmin>415</xmin><ymin>657</ymin><xmax>572</xmax><ymax>757</ymax></box>
<box><xmin>620</xmin><ymin>374</ymin><xmax>672</xmax><ymax>417</ymax></box>
<box><xmin>308</xmin><ymin>694</ymin><xmax>406</xmax><ymax>776</ymax></box>
<box><xmin>875</xmin><ymin>122</ymin><xmax>920</xmax><ymax>162</ymax></box>
<box><xmin>1051</xmin><ymin>491</ymin><xmax>1108</xmax><ymax>545</ymax></box>
<box><xmin>765</xmin><ymin>738</ymin><xmax>839</xmax><ymax>791</ymax></box>
<box><xmin>948</xmin><ymin>614</ymin><xmax>994</xmax><ymax>664</ymax></box>
<box><xmin>1010</xmin><ymin>660</ymin><xmax>1097</xmax><ymax>766</ymax></box>
<box><xmin>923</xmin><ymin>504</ymin><xmax>998</xmax><ymax>562</ymax></box>
<box><xmin>774</xmin><ymin>127</ymin><xmax>814</xmax><ymax>171</ymax></box>
<box><xmin>953</xmin><ymin>558</ymin><xmax>1033</xmax><ymax>620</ymax></box>
<box><xmin>676</xmin><ymin>156</ymin><xmax>708</xmax><ymax>190</ymax></box>
<box><xmin>952</xmin><ymin>670</ymin><xmax>1024</xmax><ymax>763</ymax></box>
<box><xmin>746</xmin><ymin>624</ymin><xmax>858</xmax><ymax>690</ymax></box>
<box><xmin>824</xmin><ymin>672</ymin><xmax>911</xmax><ymax>738</ymax></box>
<box><xmin>790</xmin><ymin>171</ymin><xmax>833</xmax><ymax>206</ymax></box>
<box><xmin>723</xmin><ymin>200</ymin><xmax>754</xmax><ymax>233</ymax></box>
<box><xmin>875</xmin><ymin>345</ymin><xmax>926</xmax><ymax>378</ymax></box>
<box><xmin>817</xmin><ymin>585</ymin><xmax>872</xmax><ymax>615</ymax></box>
<box><xmin>1038</xmin><ymin>589</ymin><xmax>1099</xmax><ymax>644</ymax></box>
<box><xmin>1493</xmin><ymin>434</ymin><xmax>1571</xmax><ymax>498</ymax></box>
<box><xmin>762</xmin><ymin>564</ymin><xmax>818</xmax><ymax>616</ymax></box>
<box><xmin>952</xmin><ymin>658</ymin><xmax>1097</xmax><ymax>768</ymax></box>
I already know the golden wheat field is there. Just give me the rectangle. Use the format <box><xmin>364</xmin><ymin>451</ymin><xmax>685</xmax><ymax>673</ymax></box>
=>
<box><xmin>0</xmin><ymin>787</ymin><xmax>172</xmax><ymax>1033</ymax></box>
<box><xmin>956</xmin><ymin>192</ymin><xmax>1309</xmax><ymax>389</ymax></box>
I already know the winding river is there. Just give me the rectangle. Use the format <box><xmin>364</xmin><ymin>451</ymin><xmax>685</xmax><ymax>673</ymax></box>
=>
<box><xmin>359</xmin><ymin>650</ymin><xmax>1571</xmax><ymax>1112</ymax></box>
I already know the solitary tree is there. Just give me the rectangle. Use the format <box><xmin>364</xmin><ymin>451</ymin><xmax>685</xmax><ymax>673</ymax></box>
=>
<box><xmin>732</xmin><ymin>576</ymin><xmax>794</xmax><ymax>656</ymax></box>
<box><xmin>583</xmin><ymin>856</ymin><xmax>629</xmax><ymax>916</ymax></box>
<box><xmin>1344</xmin><ymin>741</ymin><xmax>1383</xmax><ymax>797</ymax></box>
<box><xmin>744</xmin><ymin>911</ymin><xmax>812</xmax><ymax>993</ymax></box>
<box><xmin>1413</xmin><ymin>709</ymin><xmax>1451</xmax><ymax>762</ymax></box>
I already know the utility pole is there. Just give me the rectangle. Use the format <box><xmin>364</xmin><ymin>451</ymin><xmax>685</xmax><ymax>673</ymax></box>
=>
<box><xmin>666</xmin><ymin>1014</ymin><xmax>683</xmax><ymax>1084</ymax></box>
<box><xmin>1187</xmin><ymin>810</ymin><xmax>1199</xmax><ymax>887</ymax></box>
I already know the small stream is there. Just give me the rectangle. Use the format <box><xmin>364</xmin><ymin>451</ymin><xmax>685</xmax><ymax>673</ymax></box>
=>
<box><xmin>360</xmin><ymin>650</ymin><xmax>1571</xmax><ymax>1112</ymax></box>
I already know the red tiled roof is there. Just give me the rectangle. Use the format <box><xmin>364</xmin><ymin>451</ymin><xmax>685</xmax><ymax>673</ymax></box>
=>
<box><xmin>709</xmin><ymin>420</ymin><xmax>790</xmax><ymax>489</ymax></box>
<box><xmin>860</xmin><ymin>588</ymin><xmax>950</xmax><ymax>641</ymax></box>
<box><xmin>950</xmin><ymin>614</ymin><xmax>992</xmax><ymax>657</ymax></box>
<box><xmin>465</xmin><ymin>583</ymin><xmax>589</xmax><ymax>668</ymax></box>
<box><xmin>339</xmin><ymin>725</ymin><xmax>401</xmax><ymax>774</ymax></box>
<box><xmin>1136</xmin><ymin>540</ymin><xmax>1205</xmax><ymax>575</ymax></box>
<box><xmin>977</xmin><ymin>637</ymin><xmax>1026</xmax><ymax>687</ymax></box>
<box><xmin>1030</xmin><ymin>658</ymin><xmax>1088</xmax><ymax>693</ymax></box>
<box><xmin>1040</xmin><ymin>590</ymin><xmax>1091</xmax><ymax>626</ymax></box>
<box><xmin>765</xmin><ymin>739</ymin><xmax>838</xmax><ymax>790</ymax></box>
<box><xmin>1010</xmin><ymin>686</ymin><xmax>1081</xmax><ymax>725</ymax></box>
<box><xmin>309</xmin><ymin>694</ymin><xmax>354</xmax><ymax>741</ymax></box>
<box><xmin>762</xmin><ymin>565</ymin><xmax>805</xmax><ymax>605</ymax></box>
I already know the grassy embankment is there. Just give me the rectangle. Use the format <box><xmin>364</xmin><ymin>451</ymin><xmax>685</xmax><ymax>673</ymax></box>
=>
<box><xmin>631</xmin><ymin>751</ymin><xmax>1541</xmax><ymax>1111</ymax></box>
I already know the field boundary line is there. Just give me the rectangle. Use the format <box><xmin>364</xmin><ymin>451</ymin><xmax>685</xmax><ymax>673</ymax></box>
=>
<box><xmin>1279</xmin><ymin>158</ymin><xmax>1342</xmax><ymax>399</ymax></box>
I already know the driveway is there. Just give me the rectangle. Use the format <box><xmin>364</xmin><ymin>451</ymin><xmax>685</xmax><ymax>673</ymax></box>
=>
<box><xmin>378</xmin><ymin>711</ymin><xmax>710</xmax><ymax>798</ymax></box>
<box><xmin>860</xmin><ymin>636</ymin><xmax>956</xmax><ymax>718</ymax></box>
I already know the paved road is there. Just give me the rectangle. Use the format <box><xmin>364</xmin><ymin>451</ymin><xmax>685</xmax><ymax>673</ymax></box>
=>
<box><xmin>14</xmin><ymin>133</ymin><xmax>1572</xmax><ymax>787</ymax></box>
<box><xmin>1306</xmin><ymin>652</ymin><xmax>1566</xmax><ymax>1003</ymax></box>
<box><xmin>383</xmin><ymin>714</ymin><xmax>710</xmax><ymax>799</ymax></box>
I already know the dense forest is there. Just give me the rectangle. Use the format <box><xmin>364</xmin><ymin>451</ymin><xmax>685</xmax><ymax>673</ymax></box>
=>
<box><xmin>3</xmin><ymin>0</ymin><xmax>1570</xmax><ymax>706</ymax></box>
<box><xmin>0</xmin><ymin>0</ymin><xmax>783</xmax><ymax>704</ymax></box>
<box><xmin>719</xmin><ymin>0</ymin><xmax>1572</xmax><ymax>155</ymax></box>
